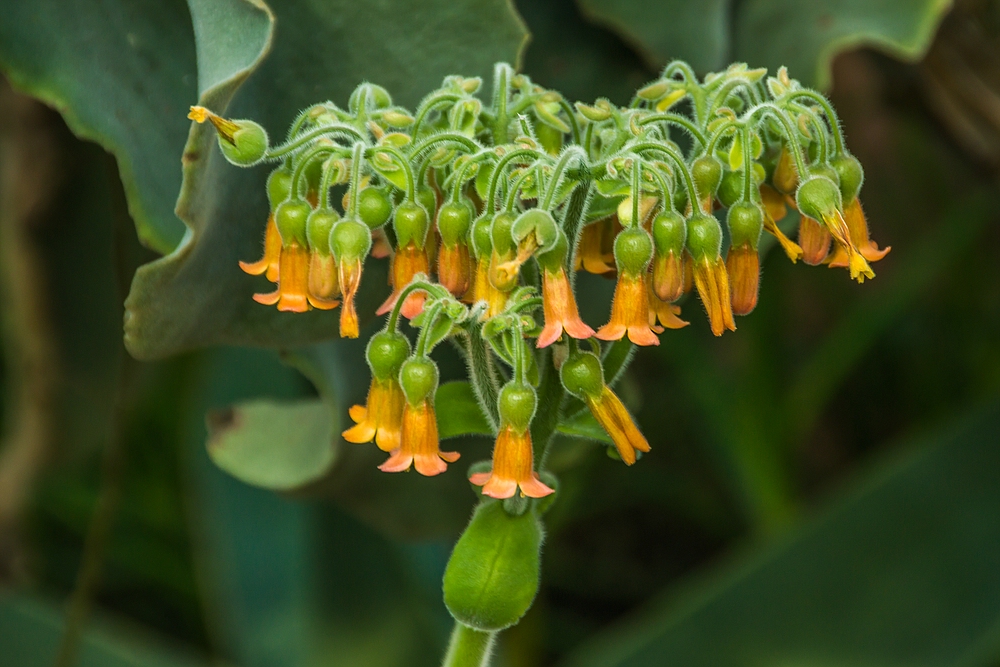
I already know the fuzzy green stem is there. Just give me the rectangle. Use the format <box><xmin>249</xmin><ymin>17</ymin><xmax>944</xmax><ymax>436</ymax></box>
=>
<box><xmin>442</xmin><ymin>623</ymin><xmax>496</xmax><ymax>667</ymax></box>
<box><xmin>540</xmin><ymin>147</ymin><xmax>585</xmax><ymax>211</ymax></box>
<box><xmin>266</xmin><ymin>123</ymin><xmax>366</xmax><ymax>159</ymax></box>
<box><xmin>347</xmin><ymin>143</ymin><xmax>366</xmax><ymax>216</ymax></box>
<box><xmin>486</xmin><ymin>148</ymin><xmax>543</xmax><ymax>213</ymax></box>
<box><xmin>412</xmin><ymin>92</ymin><xmax>463</xmax><ymax>137</ymax></box>
<box><xmin>368</xmin><ymin>144</ymin><xmax>416</xmax><ymax>201</ymax></box>
<box><xmin>637</xmin><ymin>113</ymin><xmax>707</xmax><ymax>147</ymax></box>
<box><xmin>786</xmin><ymin>89</ymin><xmax>845</xmax><ymax>155</ymax></box>
<box><xmin>629</xmin><ymin>142</ymin><xmax>701</xmax><ymax>214</ymax></box>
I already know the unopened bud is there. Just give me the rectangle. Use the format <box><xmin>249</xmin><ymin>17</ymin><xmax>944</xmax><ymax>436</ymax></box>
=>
<box><xmin>366</xmin><ymin>330</ymin><xmax>411</xmax><ymax>381</ymax></box>
<box><xmin>399</xmin><ymin>356</ymin><xmax>439</xmax><ymax>406</ymax></box>
<box><xmin>614</xmin><ymin>226</ymin><xmax>653</xmax><ymax>275</ymax></box>
<box><xmin>559</xmin><ymin>351</ymin><xmax>604</xmax><ymax>400</ymax></box>
<box><xmin>306</xmin><ymin>208</ymin><xmax>340</xmax><ymax>254</ymax></box>
<box><xmin>274</xmin><ymin>199</ymin><xmax>311</xmax><ymax>247</ymax></box>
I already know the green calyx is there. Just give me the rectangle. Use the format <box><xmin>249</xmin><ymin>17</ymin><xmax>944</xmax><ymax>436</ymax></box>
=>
<box><xmin>727</xmin><ymin>201</ymin><xmax>764</xmax><ymax>249</ymax></box>
<box><xmin>691</xmin><ymin>154</ymin><xmax>723</xmax><ymax>201</ymax></box>
<box><xmin>330</xmin><ymin>218</ymin><xmax>372</xmax><ymax>262</ymax></box>
<box><xmin>613</xmin><ymin>226</ymin><xmax>653</xmax><ymax>275</ymax></box>
<box><xmin>490</xmin><ymin>210</ymin><xmax>518</xmax><ymax>256</ymax></box>
<box><xmin>830</xmin><ymin>152</ymin><xmax>864</xmax><ymax>204</ymax></box>
<box><xmin>559</xmin><ymin>351</ymin><xmax>604</xmax><ymax>400</ymax></box>
<box><xmin>511</xmin><ymin>209</ymin><xmax>559</xmax><ymax>255</ymax></box>
<box><xmin>795</xmin><ymin>175</ymin><xmax>842</xmax><ymax>222</ymax></box>
<box><xmin>437</xmin><ymin>200</ymin><xmax>474</xmax><ymax>247</ymax></box>
<box><xmin>718</xmin><ymin>164</ymin><xmax>765</xmax><ymax>207</ymax></box>
<box><xmin>686</xmin><ymin>212</ymin><xmax>723</xmax><ymax>260</ymax></box>
<box><xmin>274</xmin><ymin>199</ymin><xmax>311</xmax><ymax>248</ymax></box>
<box><xmin>306</xmin><ymin>208</ymin><xmax>340</xmax><ymax>254</ymax></box>
<box><xmin>358</xmin><ymin>187</ymin><xmax>393</xmax><ymax>229</ymax></box>
<box><xmin>393</xmin><ymin>201</ymin><xmax>430</xmax><ymax>249</ymax></box>
<box><xmin>366</xmin><ymin>330</ymin><xmax>411</xmax><ymax>382</ymax></box>
<box><xmin>470</xmin><ymin>214</ymin><xmax>494</xmax><ymax>259</ymax></box>
<box><xmin>652</xmin><ymin>210</ymin><xmax>687</xmax><ymax>256</ymax></box>
<box><xmin>417</xmin><ymin>188</ymin><xmax>438</xmax><ymax>219</ymax></box>
<box><xmin>399</xmin><ymin>356</ymin><xmax>439</xmax><ymax>406</ymax></box>
<box><xmin>498</xmin><ymin>381</ymin><xmax>537</xmax><ymax>432</ymax></box>
<box><xmin>218</xmin><ymin>119</ymin><xmax>268</xmax><ymax>166</ymax></box>
<box><xmin>443</xmin><ymin>501</ymin><xmax>542</xmax><ymax>632</ymax></box>
<box><xmin>267</xmin><ymin>168</ymin><xmax>294</xmax><ymax>211</ymax></box>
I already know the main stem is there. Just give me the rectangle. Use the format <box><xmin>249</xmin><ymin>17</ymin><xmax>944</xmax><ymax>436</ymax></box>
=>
<box><xmin>442</xmin><ymin>623</ymin><xmax>496</xmax><ymax>667</ymax></box>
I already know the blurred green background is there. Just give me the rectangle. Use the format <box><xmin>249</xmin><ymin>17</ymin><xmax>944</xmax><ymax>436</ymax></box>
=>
<box><xmin>1</xmin><ymin>0</ymin><xmax>999</xmax><ymax>665</ymax></box>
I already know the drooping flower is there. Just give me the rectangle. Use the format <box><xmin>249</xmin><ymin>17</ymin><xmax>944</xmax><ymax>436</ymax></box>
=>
<box><xmin>575</xmin><ymin>217</ymin><xmax>617</xmax><ymax>276</ymax></box>
<box><xmin>253</xmin><ymin>199</ymin><xmax>338</xmax><ymax>312</ymax></box>
<box><xmin>470</xmin><ymin>214</ymin><xmax>509</xmax><ymax>318</ymax></box>
<box><xmin>379</xmin><ymin>356</ymin><xmax>459</xmax><ymax>476</ymax></box>
<box><xmin>377</xmin><ymin>241</ymin><xmax>430</xmax><ymax>319</ymax></box>
<box><xmin>686</xmin><ymin>212</ymin><xmax>736</xmax><ymax>335</ymax></box>
<box><xmin>560</xmin><ymin>352</ymin><xmax>650</xmax><ymax>465</ymax></box>
<box><xmin>725</xmin><ymin>202</ymin><xmax>764</xmax><ymax>316</ymax></box>
<box><xmin>436</xmin><ymin>200</ymin><xmax>475</xmax><ymax>297</ymax></box>
<box><xmin>797</xmin><ymin>176</ymin><xmax>874</xmax><ymax>282</ymax></box>
<box><xmin>240</xmin><ymin>213</ymin><xmax>282</xmax><ymax>283</ymax></box>
<box><xmin>798</xmin><ymin>215</ymin><xmax>832</xmax><ymax>266</ymax></box>
<box><xmin>647</xmin><ymin>280</ymin><xmax>689</xmax><ymax>331</ymax></box>
<box><xmin>330</xmin><ymin>218</ymin><xmax>373</xmax><ymax>338</ymax></box>
<box><xmin>342</xmin><ymin>330</ymin><xmax>410</xmax><ymax>452</ymax></box>
<box><xmin>596</xmin><ymin>226</ymin><xmax>660</xmax><ymax>346</ymax></box>
<box><xmin>759</xmin><ymin>184</ymin><xmax>803</xmax><ymax>263</ymax></box>
<box><xmin>651</xmin><ymin>209</ymin><xmax>687</xmax><ymax>302</ymax></box>
<box><xmin>470</xmin><ymin>381</ymin><xmax>553</xmax><ymax>499</ymax></box>
<box><xmin>536</xmin><ymin>230</ymin><xmax>594</xmax><ymax>347</ymax></box>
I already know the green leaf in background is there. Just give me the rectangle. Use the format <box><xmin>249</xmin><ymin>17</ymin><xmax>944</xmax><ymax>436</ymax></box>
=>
<box><xmin>560</xmin><ymin>402</ymin><xmax>1000</xmax><ymax>667</ymax></box>
<box><xmin>0</xmin><ymin>0</ymin><xmax>195</xmax><ymax>253</ymax></box>
<box><xmin>206</xmin><ymin>398</ymin><xmax>337</xmax><ymax>491</ymax></box>
<box><xmin>573</xmin><ymin>0</ymin><xmax>952</xmax><ymax>88</ymax></box>
<box><xmin>437</xmin><ymin>382</ymin><xmax>493</xmax><ymax>440</ymax></box>
<box><xmin>576</xmin><ymin>0</ymin><xmax>728</xmax><ymax>74</ymax></box>
<box><xmin>0</xmin><ymin>592</ymin><xmax>206</xmax><ymax>667</ymax></box>
<box><xmin>123</xmin><ymin>0</ymin><xmax>528</xmax><ymax>360</ymax></box>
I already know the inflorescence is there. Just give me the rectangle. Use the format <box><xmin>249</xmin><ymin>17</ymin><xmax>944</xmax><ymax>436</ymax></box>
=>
<box><xmin>190</xmin><ymin>61</ymin><xmax>887</xmax><ymax>499</ymax></box>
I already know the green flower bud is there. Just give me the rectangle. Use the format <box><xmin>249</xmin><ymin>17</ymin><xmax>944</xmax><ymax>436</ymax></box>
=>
<box><xmin>267</xmin><ymin>167</ymin><xmax>294</xmax><ymax>211</ymax></box>
<box><xmin>330</xmin><ymin>218</ymin><xmax>372</xmax><ymax>262</ymax></box>
<box><xmin>399</xmin><ymin>356</ymin><xmax>439</xmax><ymax>406</ymax></box>
<box><xmin>795</xmin><ymin>176</ymin><xmax>842</xmax><ymax>222</ymax></box>
<box><xmin>498</xmin><ymin>381</ymin><xmax>537</xmax><ymax>431</ymax></box>
<box><xmin>443</xmin><ymin>501</ymin><xmax>542</xmax><ymax>632</ymax></box>
<box><xmin>536</xmin><ymin>121</ymin><xmax>563</xmax><ymax>156</ymax></box>
<box><xmin>637</xmin><ymin>80</ymin><xmax>670</xmax><ymax>100</ymax></box>
<box><xmin>350</xmin><ymin>84</ymin><xmax>392</xmax><ymax>111</ymax></box>
<box><xmin>726</xmin><ymin>201</ymin><xmax>764</xmax><ymax>249</ymax></box>
<box><xmin>490</xmin><ymin>210</ymin><xmax>518</xmax><ymax>256</ymax></box>
<box><xmin>366</xmin><ymin>330</ymin><xmax>411</xmax><ymax>382</ymax></box>
<box><xmin>381</xmin><ymin>110</ymin><xmax>414</xmax><ymax>128</ymax></box>
<box><xmin>437</xmin><ymin>200</ymin><xmax>474</xmax><ymax>247</ymax></box>
<box><xmin>306</xmin><ymin>208</ymin><xmax>339</xmax><ymax>254</ymax></box>
<box><xmin>471</xmin><ymin>214</ymin><xmax>494</xmax><ymax>259</ymax></box>
<box><xmin>575</xmin><ymin>101</ymin><xmax>612</xmax><ymax>122</ymax></box>
<box><xmin>718</xmin><ymin>169</ymin><xmax>743</xmax><ymax>208</ymax></box>
<box><xmin>829</xmin><ymin>152</ymin><xmax>864</xmax><ymax>203</ymax></box>
<box><xmin>274</xmin><ymin>199</ymin><xmax>311</xmax><ymax>247</ymax></box>
<box><xmin>691</xmin><ymin>155</ymin><xmax>723</xmax><ymax>200</ymax></box>
<box><xmin>358</xmin><ymin>188</ymin><xmax>393</xmax><ymax>229</ymax></box>
<box><xmin>393</xmin><ymin>201</ymin><xmax>430</xmax><ymax>248</ymax></box>
<box><xmin>686</xmin><ymin>212</ymin><xmax>723</xmax><ymax>260</ymax></box>
<box><xmin>810</xmin><ymin>162</ymin><xmax>840</xmax><ymax>187</ymax></box>
<box><xmin>559</xmin><ymin>351</ymin><xmax>604</xmax><ymax>400</ymax></box>
<box><xmin>652</xmin><ymin>210</ymin><xmax>686</xmax><ymax>255</ymax></box>
<box><xmin>511</xmin><ymin>209</ymin><xmax>559</xmax><ymax>254</ymax></box>
<box><xmin>613</xmin><ymin>226</ymin><xmax>653</xmax><ymax>275</ymax></box>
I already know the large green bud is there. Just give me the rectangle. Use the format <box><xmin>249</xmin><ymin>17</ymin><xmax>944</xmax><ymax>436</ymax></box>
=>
<box><xmin>443</xmin><ymin>501</ymin><xmax>543</xmax><ymax>632</ymax></box>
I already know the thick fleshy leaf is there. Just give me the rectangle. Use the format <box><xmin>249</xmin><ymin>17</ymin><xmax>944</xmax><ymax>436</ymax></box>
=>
<box><xmin>572</xmin><ymin>0</ymin><xmax>951</xmax><ymax>88</ymax></box>
<box><xmin>206</xmin><ymin>398</ymin><xmax>336</xmax><ymax>491</ymax></box>
<box><xmin>0</xmin><ymin>0</ymin><xmax>195</xmax><ymax>253</ymax></box>
<box><xmin>576</xmin><ymin>0</ymin><xmax>728</xmax><ymax>74</ymax></box>
<box><xmin>559</xmin><ymin>402</ymin><xmax>1000</xmax><ymax>667</ymax></box>
<box><xmin>122</xmin><ymin>0</ymin><xmax>528</xmax><ymax>360</ymax></box>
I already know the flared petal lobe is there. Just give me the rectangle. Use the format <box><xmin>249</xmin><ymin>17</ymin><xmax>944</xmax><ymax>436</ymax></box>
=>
<box><xmin>691</xmin><ymin>256</ymin><xmax>736</xmax><ymax>336</ymax></box>
<box><xmin>342</xmin><ymin>378</ymin><xmax>405</xmax><ymax>452</ymax></box>
<box><xmin>379</xmin><ymin>401</ymin><xmax>458</xmax><ymax>476</ymax></box>
<box><xmin>586</xmin><ymin>387</ymin><xmax>650</xmax><ymax>465</ymax></box>
<box><xmin>538</xmin><ymin>267</ymin><xmax>594</xmax><ymax>347</ymax></box>
<box><xmin>240</xmin><ymin>213</ymin><xmax>282</xmax><ymax>282</ymax></box>
<box><xmin>469</xmin><ymin>426</ymin><xmax>554</xmax><ymax>499</ymax></box>
<box><xmin>377</xmin><ymin>241</ymin><xmax>429</xmax><ymax>319</ymax></box>
<box><xmin>596</xmin><ymin>272</ymin><xmax>660</xmax><ymax>346</ymax></box>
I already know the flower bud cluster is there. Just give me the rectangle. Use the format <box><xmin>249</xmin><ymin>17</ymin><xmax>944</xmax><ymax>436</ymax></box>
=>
<box><xmin>192</xmin><ymin>60</ymin><xmax>885</xmax><ymax>500</ymax></box>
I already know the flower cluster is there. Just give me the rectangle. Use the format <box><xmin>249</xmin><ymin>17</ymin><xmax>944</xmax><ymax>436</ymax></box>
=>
<box><xmin>190</xmin><ymin>61</ymin><xmax>885</xmax><ymax>498</ymax></box>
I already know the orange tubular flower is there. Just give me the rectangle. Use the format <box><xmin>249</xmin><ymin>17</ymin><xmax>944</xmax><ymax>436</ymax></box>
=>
<box><xmin>538</xmin><ymin>267</ymin><xmax>595</xmax><ymax>347</ymax></box>
<box><xmin>377</xmin><ymin>240</ymin><xmax>430</xmax><ymax>319</ymax></box>
<box><xmin>726</xmin><ymin>244</ymin><xmax>759</xmax><ymax>316</ymax></box>
<box><xmin>575</xmin><ymin>218</ymin><xmax>617</xmax><ymax>276</ymax></box>
<box><xmin>759</xmin><ymin>184</ymin><xmax>803</xmax><ymax>263</ymax></box>
<box><xmin>797</xmin><ymin>176</ymin><xmax>874</xmax><ymax>282</ymax></box>
<box><xmin>472</xmin><ymin>252</ymin><xmax>508</xmax><ymax>318</ymax></box>
<box><xmin>647</xmin><ymin>279</ymin><xmax>689</xmax><ymax>331</ymax></box>
<box><xmin>827</xmin><ymin>197</ymin><xmax>890</xmax><ymax>268</ymax></box>
<box><xmin>370</xmin><ymin>228</ymin><xmax>393</xmax><ymax>259</ymax></box>
<box><xmin>438</xmin><ymin>242</ymin><xmax>472</xmax><ymax>297</ymax></box>
<box><xmin>337</xmin><ymin>258</ymin><xmax>362</xmax><ymax>338</ymax></box>
<box><xmin>308</xmin><ymin>252</ymin><xmax>340</xmax><ymax>305</ymax></box>
<box><xmin>342</xmin><ymin>377</ymin><xmax>404</xmax><ymax>452</ymax></box>
<box><xmin>240</xmin><ymin>213</ymin><xmax>281</xmax><ymax>283</ymax></box>
<box><xmin>253</xmin><ymin>241</ymin><xmax>312</xmax><ymax>312</ymax></box>
<box><xmin>586</xmin><ymin>386</ymin><xmax>651</xmax><ymax>465</ymax></box>
<box><xmin>597</xmin><ymin>272</ymin><xmax>660</xmax><ymax>346</ymax></box>
<box><xmin>596</xmin><ymin>227</ymin><xmax>660</xmax><ymax>346</ymax></box>
<box><xmin>798</xmin><ymin>215</ymin><xmax>832</xmax><ymax>266</ymax></box>
<box><xmin>379</xmin><ymin>399</ymin><xmax>459</xmax><ymax>476</ymax></box>
<box><xmin>691</xmin><ymin>255</ymin><xmax>737</xmax><ymax>335</ymax></box>
<box><xmin>470</xmin><ymin>426</ymin><xmax>554</xmax><ymax>499</ymax></box>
